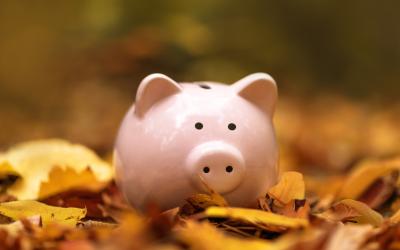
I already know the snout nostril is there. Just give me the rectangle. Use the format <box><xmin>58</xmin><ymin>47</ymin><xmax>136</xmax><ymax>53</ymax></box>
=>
<box><xmin>225</xmin><ymin>166</ymin><xmax>233</xmax><ymax>173</ymax></box>
<box><xmin>203</xmin><ymin>166</ymin><xmax>210</xmax><ymax>173</ymax></box>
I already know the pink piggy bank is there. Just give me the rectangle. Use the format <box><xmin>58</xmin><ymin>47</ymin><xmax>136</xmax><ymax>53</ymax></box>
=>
<box><xmin>114</xmin><ymin>73</ymin><xmax>278</xmax><ymax>211</ymax></box>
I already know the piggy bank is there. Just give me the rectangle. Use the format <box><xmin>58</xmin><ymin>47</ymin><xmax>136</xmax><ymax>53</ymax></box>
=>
<box><xmin>114</xmin><ymin>73</ymin><xmax>278</xmax><ymax>211</ymax></box>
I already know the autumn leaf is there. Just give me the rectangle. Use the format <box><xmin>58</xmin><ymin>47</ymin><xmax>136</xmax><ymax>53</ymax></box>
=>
<box><xmin>179</xmin><ymin>175</ymin><xmax>228</xmax><ymax>217</ymax></box>
<box><xmin>389</xmin><ymin>208</ymin><xmax>400</xmax><ymax>224</ymax></box>
<box><xmin>179</xmin><ymin>193</ymin><xmax>226</xmax><ymax>217</ymax></box>
<box><xmin>0</xmin><ymin>139</ymin><xmax>114</xmax><ymax>200</ymax></box>
<box><xmin>178</xmin><ymin>220</ymin><xmax>290</xmax><ymax>250</ymax></box>
<box><xmin>0</xmin><ymin>200</ymin><xmax>86</xmax><ymax>226</ymax></box>
<box><xmin>203</xmin><ymin>206</ymin><xmax>309</xmax><ymax>229</ymax></box>
<box><xmin>0</xmin><ymin>215</ymin><xmax>41</xmax><ymax>237</ymax></box>
<box><xmin>324</xmin><ymin>224</ymin><xmax>375</xmax><ymax>250</ymax></box>
<box><xmin>339</xmin><ymin>158</ymin><xmax>400</xmax><ymax>200</ymax></box>
<box><xmin>317</xmin><ymin>199</ymin><xmax>383</xmax><ymax>227</ymax></box>
<box><xmin>277</xmin><ymin>200</ymin><xmax>310</xmax><ymax>219</ymax></box>
<box><xmin>0</xmin><ymin>98</ymin><xmax>400</xmax><ymax>249</ymax></box>
<box><xmin>198</xmin><ymin>175</ymin><xmax>229</xmax><ymax>207</ymax></box>
<box><xmin>268</xmin><ymin>171</ymin><xmax>305</xmax><ymax>204</ymax></box>
<box><xmin>258</xmin><ymin>172</ymin><xmax>309</xmax><ymax>219</ymax></box>
<box><xmin>357</xmin><ymin>171</ymin><xmax>398</xmax><ymax>209</ymax></box>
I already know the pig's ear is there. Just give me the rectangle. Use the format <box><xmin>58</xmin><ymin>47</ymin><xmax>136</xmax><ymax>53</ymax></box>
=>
<box><xmin>134</xmin><ymin>73</ymin><xmax>182</xmax><ymax>117</ymax></box>
<box><xmin>233</xmin><ymin>73</ymin><xmax>278</xmax><ymax>116</ymax></box>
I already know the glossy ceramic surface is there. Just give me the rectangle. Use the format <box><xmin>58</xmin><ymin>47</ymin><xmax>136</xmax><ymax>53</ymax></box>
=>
<box><xmin>114</xmin><ymin>73</ymin><xmax>279</xmax><ymax>211</ymax></box>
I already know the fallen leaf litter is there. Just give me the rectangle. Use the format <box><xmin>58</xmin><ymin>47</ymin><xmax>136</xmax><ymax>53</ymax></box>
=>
<box><xmin>0</xmin><ymin>101</ymin><xmax>400</xmax><ymax>250</ymax></box>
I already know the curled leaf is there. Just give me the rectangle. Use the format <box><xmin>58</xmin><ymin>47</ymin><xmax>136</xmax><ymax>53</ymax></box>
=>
<box><xmin>0</xmin><ymin>139</ymin><xmax>114</xmax><ymax>200</ymax></box>
<box><xmin>268</xmin><ymin>171</ymin><xmax>305</xmax><ymax>204</ymax></box>
<box><xmin>318</xmin><ymin>199</ymin><xmax>383</xmax><ymax>227</ymax></box>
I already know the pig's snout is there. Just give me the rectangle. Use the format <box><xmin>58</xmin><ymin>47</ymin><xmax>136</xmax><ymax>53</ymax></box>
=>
<box><xmin>186</xmin><ymin>141</ymin><xmax>245</xmax><ymax>194</ymax></box>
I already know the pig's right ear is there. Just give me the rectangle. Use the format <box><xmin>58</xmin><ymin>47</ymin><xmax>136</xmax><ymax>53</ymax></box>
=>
<box><xmin>134</xmin><ymin>73</ymin><xmax>182</xmax><ymax>118</ymax></box>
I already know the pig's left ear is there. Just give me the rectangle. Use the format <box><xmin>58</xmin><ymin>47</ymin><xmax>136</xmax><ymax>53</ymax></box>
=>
<box><xmin>233</xmin><ymin>73</ymin><xmax>278</xmax><ymax>116</ymax></box>
<box><xmin>134</xmin><ymin>73</ymin><xmax>182</xmax><ymax>118</ymax></box>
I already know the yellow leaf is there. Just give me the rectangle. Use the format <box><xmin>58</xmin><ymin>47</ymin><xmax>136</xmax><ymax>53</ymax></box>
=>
<box><xmin>339</xmin><ymin>158</ymin><xmax>400</xmax><ymax>199</ymax></box>
<box><xmin>38</xmin><ymin>167</ymin><xmax>105</xmax><ymax>198</ymax></box>
<box><xmin>204</xmin><ymin>206</ymin><xmax>309</xmax><ymax>228</ymax></box>
<box><xmin>0</xmin><ymin>139</ymin><xmax>114</xmax><ymax>200</ymax></box>
<box><xmin>0</xmin><ymin>200</ymin><xmax>86</xmax><ymax>227</ymax></box>
<box><xmin>0</xmin><ymin>158</ymin><xmax>19</xmax><ymax>178</ymax></box>
<box><xmin>178</xmin><ymin>220</ymin><xmax>290</xmax><ymax>250</ymax></box>
<box><xmin>268</xmin><ymin>171</ymin><xmax>305</xmax><ymax>204</ymax></box>
<box><xmin>342</xmin><ymin>199</ymin><xmax>383</xmax><ymax>227</ymax></box>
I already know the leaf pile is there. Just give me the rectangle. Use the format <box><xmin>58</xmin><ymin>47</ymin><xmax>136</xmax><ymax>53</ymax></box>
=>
<box><xmin>2</xmin><ymin>129</ymin><xmax>400</xmax><ymax>249</ymax></box>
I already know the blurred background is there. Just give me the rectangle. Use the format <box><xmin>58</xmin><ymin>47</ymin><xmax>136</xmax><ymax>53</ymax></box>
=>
<box><xmin>1</xmin><ymin>0</ymin><xmax>399</xmax><ymax>173</ymax></box>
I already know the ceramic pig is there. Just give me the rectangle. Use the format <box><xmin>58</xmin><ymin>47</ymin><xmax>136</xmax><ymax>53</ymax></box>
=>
<box><xmin>114</xmin><ymin>73</ymin><xmax>279</xmax><ymax>211</ymax></box>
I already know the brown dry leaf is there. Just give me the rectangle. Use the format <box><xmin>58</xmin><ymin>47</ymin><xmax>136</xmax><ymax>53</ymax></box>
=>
<box><xmin>363</xmin><ymin>223</ymin><xmax>400</xmax><ymax>249</ymax></box>
<box><xmin>277</xmin><ymin>220</ymin><xmax>376</xmax><ymax>250</ymax></box>
<box><xmin>275</xmin><ymin>222</ymin><xmax>371</xmax><ymax>250</ymax></box>
<box><xmin>277</xmin><ymin>200</ymin><xmax>310</xmax><ymax>219</ymax></box>
<box><xmin>0</xmin><ymin>139</ymin><xmax>114</xmax><ymax>200</ymax></box>
<box><xmin>203</xmin><ymin>206</ymin><xmax>309</xmax><ymax>229</ymax></box>
<box><xmin>357</xmin><ymin>171</ymin><xmax>398</xmax><ymax>209</ymax></box>
<box><xmin>178</xmin><ymin>220</ymin><xmax>290</xmax><ymax>250</ymax></box>
<box><xmin>318</xmin><ymin>199</ymin><xmax>383</xmax><ymax>227</ymax></box>
<box><xmin>268</xmin><ymin>171</ymin><xmax>305</xmax><ymax>204</ymax></box>
<box><xmin>258</xmin><ymin>195</ymin><xmax>310</xmax><ymax>219</ymax></box>
<box><xmin>260</xmin><ymin>172</ymin><xmax>309</xmax><ymax>219</ymax></box>
<box><xmin>199</xmin><ymin>175</ymin><xmax>229</xmax><ymax>207</ymax></box>
<box><xmin>0</xmin><ymin>215</ymin><xmax>41</xmax><ymax>237</ymax></box>
<box><xmin>0</xmin><ymin>200</ymin><xmax>86</xmax><ymax>226</ymax></box>
<box><xmin>389</xmin><ymin>208</ymin><xmax>400</xmax><ymax>224</ymax></box>
<box><xmin>179</xmin><ymin>177</ymin><xmax>228</xmax><ymax>217</ymax></box>
<box><xmin>42</xmin><ymin>189</ymin><xmax>106</xmax><ymax>219</ymax></box>
<box><xmin>339</xmin><ymin>158</ymin><xmax>400</xmax><ymax>199</ymax></box>
<box><xmin>186</xmin><ymin>193</ymin><xmax>227</xmax><ymax>209</ymax></box>
<box><xmin>318</xmin><ymin>200</ymin><xmax>361</xmax><ymax>222</ymax></box>
<box><xmin>324</xmin><ymin>223</ymin><xmax>375</xmax><ymax>250</ymax></box>
<box><xmin>103</xmin><ymin>212</ymin><xmax>163</xmax><ymax>250</ymax></box>
<box><xmin>277</xmin><ymin>227</ymin><xmax>332</xmax><ymax>250</ymax></box>
<box><xmin>179</xmin><ymin>194</ymin><xmax>226</xmax><ymax>217</ymax></box>
<box><xmin>390</xmin><ymin>199</ymin><xmax>400</xmax><ymax>215</ymax></box>
<box><xmin>2</xmin><ymin>98</ymin><xmax>400</xmax><ymax>249</ymax></box>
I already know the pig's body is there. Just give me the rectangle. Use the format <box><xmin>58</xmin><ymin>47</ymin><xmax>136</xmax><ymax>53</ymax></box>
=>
<box><xmin>115</xmin><ymin>74</ymin><xmax>278</xmax><ymax>211</ymax></box>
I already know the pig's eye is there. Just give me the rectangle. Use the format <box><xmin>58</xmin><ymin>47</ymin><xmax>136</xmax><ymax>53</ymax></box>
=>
<box><xmin>199</xmin><ymin>84</ymin><xmax>211</xmax><ymax>89</ymax></box>
<box><xmin>228</xmin><ymin>123</ymin><xmax>236</xmax><ymax>130</ymax></box>
<box><xmin>195</xmin><ymin>122</ymin><xmax>203</xmax><ymax>130</ymax></box>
